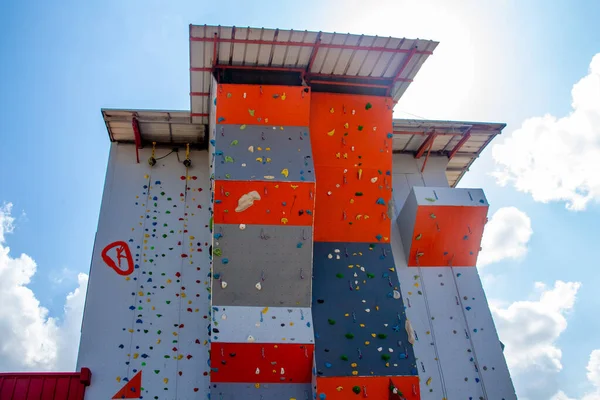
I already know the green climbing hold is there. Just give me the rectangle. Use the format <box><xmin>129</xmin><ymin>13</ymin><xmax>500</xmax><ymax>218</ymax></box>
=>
<box><xmin>415</xmin><ymin>233</ymin><xmax>422</xmax><ymax>240</ymax></box>
<box><xmin>248</xmin><ymin>109</ymin><xmax>255</xmax><ymax>116</ymax></box>
<box><xmin>425</xmin><ymin>197</ymin><xmax>436</xmax><ymax>202</ymax></box>
<box><xmin>328</xmin><ymin>319</ymin><xmax>336</xmax><ymax>325</ymax></box>
<box><xmin>366</xmin><ymin>273</ymin><xmax>375</xmax><ymax>279</ymax></box>
<box><xmin>224</xmin><ymin>156</ymin><xmax>234</xmax><ymax>163</ymax></box>
<box><xmin>355</xmin><ymin>192</ymin><xmax>363</xmax><ymax>196</ymax></box>
<box><xmin>225</xmin><ymin>173</ymin><xmax>231</xmax><ymax>179</ymax></box>
<box><xmin>352</xmin><ymin>386</ymin><xmax>361</xmax><ymax>394</ymax></box>
<box><xmin>378</xmin><ymin>333</ymin><xmax>387</xmax><ymax>339</ymax></box>
<box><xmin>154</xmin><ymin>370</ymin><xmax>160</xmax><ymax>374</ymax></box>
<box><xmin>365</xmin><ymin>102</ymin><xmax>372</xmax><ymax>110</ymax></box>
<box><xmin>430</xmin><ymin>213</ymin><xmax>436</xmax><ymax>219</ymax></box>
<box><xmin>340</xmin><ymin>355</ymin><xmax>349</xmax><ymax>361</ymax></box>
<box><xmin>381</xmin><ymin>353</ymin><xmax>391</xmax><ymax>361</ymax></box>
<box><xmin>336</xmin><ymin>273</ymin><xmax>344</xmax><ymax>279</ymax></box>
<box><xmin>230</xmin><ymin>139</ymin><xmax>239</xmax><ymax>146</ymax></box>
<box><xmin>358</xmin><ymin>125</ymin><xmax>364</xmax><ymax>131</ymax></box>
<box><xmin>213</xmin><ymin>248</ymin><xmax>222</xmax><ymax>257</ymax></box>
<box><xmin>345</xmin><ymin>333</ymin><xmax>355</xmax><ymax>339</ymax></box>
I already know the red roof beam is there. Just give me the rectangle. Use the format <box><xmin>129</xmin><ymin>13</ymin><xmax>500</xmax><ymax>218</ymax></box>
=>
<box><xmin>306</xmin><ymin>31</ymin><xmax>322</xmax><ymax>75</ymax></box>
<box><xmin>309</xmin><ymin>80</ymin><xmax>389</xmax><ymax>89</ymax></box>
<box><xmin>394</xmin><ymin>130</ymin><xmax>462</xmax><ymax>136</ymax></box>
<box><xmin>190</xmin><ymin>92</ymin><xmax>210</xmax><ymax>96</ymax></box>
<box><xmin>309</xmin><ymin>73</ymin><xmax>410</xmax><ymax>82</ymax></box>
<box><xmin>448</xmin><ymin>128</ymin><xmax>473</xmax><ymax>160</ymax></box>
<box><xmin>214</xmin><ymin>64</ymin><xmax>305</xmax><ymax>73</ymax></box>
<box><xmin>415</xmin><ymin>131</ymin><xmax>436</xmax><ymax>159</ymax></box>
<box><xmin>132</xmin><ymin>117</ymin><xmax>142</xmax><ymax>163</ymax></box>
<box><xmin>191</xmin><ymin>113</ymin><xmax>209</xmax><ymax>117</ymax></box>
<box><xmin>392</xmin><ymin>47</ymin><xmax>417</xmax><ymax>82</ymax></box>
<box><xmin>212</xmin><ymin>32</ymin><xmax>218</xmax><ymax>68</ymax></box>
<box><xmin>190</xmin><ymin>36</ymin><xmax>433</xmax><ymax>55</ymax></box>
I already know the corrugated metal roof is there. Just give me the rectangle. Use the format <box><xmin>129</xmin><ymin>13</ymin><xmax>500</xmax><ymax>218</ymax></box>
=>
<box><xmin>190</xmin><ymin>25</ymin><xmax>438</xmax><ymax>125</ymax></box>
<box><xmin>0</xmin><ymin>369</ymin><xmax>91</xmax><ymax>400</ymax></box>
<box><xmin>393</xmin><ymin>119</ymin><xmax>505</xmax><ymax>187</ymax></box>
<box><xmin>102</xmin><ymin>109</ymin><xmax>206</xmax><ymax>146</ymax></box>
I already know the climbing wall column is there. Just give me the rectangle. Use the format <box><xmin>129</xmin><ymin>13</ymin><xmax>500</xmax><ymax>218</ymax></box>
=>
<box><xmin>309</xmin><ymin>94</ymin><xmax>420</xmax><ymax>400</ymax></box>
<box><xmin>209</xmin><ymin>84</ymin><xmax>316</xmax><ymax>399</ymax></box>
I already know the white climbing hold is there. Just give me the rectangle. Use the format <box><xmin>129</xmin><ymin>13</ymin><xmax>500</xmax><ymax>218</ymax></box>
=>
<box><xmin>255</xmin><ymin>367</ymin><xmax>260</xmax><ymax>374</ymax></box>
<box><xmin>370</xmin><ymin>177</ymin><xmax>378</xmax><ymax>183</ymax></box>
<box><xmin>354</xmin><ymin>272</ymin><xmax>358</xmax><ymax>277</ymax></box>
<box><xmin>255</xmin><ymin>322</ymin><xmax>261</xmax><ymax>327</ymax></box>
<box><xmin>334</xmin><ymin>249</ymin><xmax>340</xmax><ymax>253</ymax></box>
<box><xmin>280</xmin><ymin>368</ymin><xmax>285</xmax><ymax>375</ymax></box>
<box><xmin>336</xmin><ymin>255</ymin><xmax>340</xmax><ymax>260</ymax></box>
<box><xmin>328</xmin><ymin>254</ymin><xmax>333</xmax><ymax>259</ymax></box>
<box><xmin>221</xmin><ymin>281</ymin><xmax>228</xmax><ymax>289</ymax></box>
<box><xmin>241</xmin><ymin>163</ymin><xmax>247</xmax><ymax>167</ymax></box>
<box><xmin>377</xmin><ymin>347</ymin><xmax>382</xmax><ymax>352</ymax></box>
<box><xmin>243</xmin><ymin>92</ymin><xmax>247</xmax><ymax>98</ymax></box>
<box><xmin>255</xmin><ymin>282</ymin><xmax>262</xmax><ymax>291</ymax></box>
<box><xmin>388</xmin><ymin>348</ymin><xmax>393</xmax><ymax>352</ymax></box>
<box><xmin>239</xmin><ymin>224</ymin><xmax>246</xmax><ymax>230</ymax></box>
<box><xmin>393</xmin><ymin>290</ymin><xmax>401</xmax><ymax>299</ymax></box>
<box><xmin>221</xmin><ymin>314</ymin><xmax>227</xmax><ymax>320</ymax></box>
<box><xmin>365</xmin><ymin>308</ymin><xmax>370</xmax><ymax>313</ymax></box>
<box><xmin>327</xmin><ymin>191</ymin><xmax>332</xmax><ymax>196</ymax></box>
<box><xmin>248</xmin><ymin>335</ymin><xmax>256</xmax><ymax>343</ymax></box>
<box><xmin>235</xmin><ymin>191</ymin><xmax>261</xmax><ymax>212</ymax></box>
<box><xmin>248</xmin><ymin>146</ymin><xmax>254</xmax><ymax>153</ymax></box>
<box><xmin>406</xmin><ymin>319</ymin><xmax>416</xmax><ymax>345</ymax></box>
<box><xmin>360</xmin><ymin>266</ymin><xmax>365</xmax><ymax>272</ymax></box>
<box><xmin>392</xmin><ymin>388</ymin><xmax>398</xmax><ymax>394</ymax></box>
<box><xmin>352</xmin><ymin>109</ymin><xmax>356</xmax><ymax>115</ymax></box>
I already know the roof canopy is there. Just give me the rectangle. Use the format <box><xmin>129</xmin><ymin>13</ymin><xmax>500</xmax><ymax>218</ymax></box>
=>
<box><xmin>190</xmin><ymin>25</ymin><xmax>438</xmax><ymax>125</ymax></box>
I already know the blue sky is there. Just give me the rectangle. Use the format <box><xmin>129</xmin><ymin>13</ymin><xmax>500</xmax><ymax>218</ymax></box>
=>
<box><xmin>1</xmin><ymin>1</ymin><xmax>600</xmax><ymax>398</ymax></box>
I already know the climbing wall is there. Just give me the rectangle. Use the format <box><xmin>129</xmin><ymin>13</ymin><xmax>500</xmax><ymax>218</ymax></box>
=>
<box><xmin>390</xmin><ymin>154</ymin><xmax>517</xmax><ymax>399</ymax></box>
<box><xmin>209</xmin><ymin>84</ymin><xmax>315</xmax><ymax>399</ymax></box>
<box><xmin>77</xmin><ymin>144</ymin><xmax>213</xmax><ymax>399</ymax></box>
<box><xmin>309</xmin><ymin>93</ymin><xmax>420</xmax><ymax>400</ymax></box>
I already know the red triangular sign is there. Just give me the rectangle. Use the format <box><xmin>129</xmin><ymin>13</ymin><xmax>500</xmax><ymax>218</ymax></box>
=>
<box><xmin>112</xmin><ymin>371</ymin><xmax>142</xmax><ymax>399</ymax></box>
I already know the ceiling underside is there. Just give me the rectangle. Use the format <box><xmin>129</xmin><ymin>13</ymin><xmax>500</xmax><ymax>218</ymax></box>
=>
<box><xmin>190</xmin><ymin>25</ymin><xmax>438</xmax><ymax>125</ymax></box>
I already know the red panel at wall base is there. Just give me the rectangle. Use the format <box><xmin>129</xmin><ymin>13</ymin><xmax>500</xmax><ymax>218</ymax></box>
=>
<box><xmin>316</xmin><ymin>376</ymin><xmax>420</xmax><ymax>400</ymax></box>
<box><xmin>216</xmin><ymin>84</ymin><xmax>310</xmax><ymax>126</ymax></box>
<box><xmin>213</xmin><ymin>180</ymin><xmax>315</xmax><ymax>226</ymax></box>
<box><xmin>210</xmin><ymin>343</ymin><xmax>313</xmax><ymax>383</ymax></box>
<box><xmin>310</xmin><ymin>93</ymin><xmax>394</xmax><ymax>242</ymax></box>
<box><xmin>407</xmin><ymin>205</ymin><xmax>488</xmax><ymax>267</ymax></box>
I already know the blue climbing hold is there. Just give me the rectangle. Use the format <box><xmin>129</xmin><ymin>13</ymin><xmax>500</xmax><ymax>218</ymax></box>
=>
<box><xmin>215</xmin><ymin>150</ymin><xmax>223</xmax><ymax>155</ymax></box>
<box><xmin>325</xmin><ymin>362</ymin><xmax>332</xmax><ymax>368</ymax></box>
<box><xmin>214</xmin><ymin>233</ymin><xmax>223</xmax><ymax>239</ymax></box>
<box><xmin>375</xmin><ymin>234</ymin><xmax>383</xmax><ymax>241</ymax></box>
<box><xmin>399</xmin><ymin>353</ymin><xmax>407</xmax><ymax>359</ymax></box>
<box><xmin>387</xmin><ymin>133</ymin><xmax>393</xmax><ymax>138</ymax></box>
<box><xmin>466</xmin><ymin>306</ymin><xmax>472</xmax><ymax>311</ymax></box>
<box><xmin>319</xmin><ymin>394</ymin><xmax>326</xmax><ymax>400</ymax></box>
<box><xmin>210</xmin><ymin>139</ymin><xmax>216</xmax><ymax>146</ymax></box>
<box><xmin>222</xmin><ymin>258</ymin><xmax>229</xmax><ymax>264</ymax></box>
<box><xmin>218</xmin><ymin>117</ymin><xmax>225</xmax><ymax>122</ymax></box>
<box><xmin>376</xmin><ymin>198</ymin><xmax>386</xmax><ymax>205</ymax></box>
<box><xmin>297</xmin><ymin>242</ymin><xmax>303</xmax><ymax>248</ymax></box>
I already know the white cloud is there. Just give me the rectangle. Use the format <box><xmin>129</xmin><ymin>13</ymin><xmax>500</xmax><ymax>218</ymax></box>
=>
<box><xmin>552</xmin><ymin>350</ymin><xmax>600</xmax><ymax>400</ymax></box>
<box><xmin>478</xmin><ymin>206</ymin><xmax>533</xmax><ymax>267</ymax></box>
<box><xmin>492</xmin><ymin>53</ymin><xmax>600</xmax><ymax>211</ymax></box>
<box><xmin>491</xmin><ymin>280</ymin><xmax>581</xmax><ymax>399</ymax></box>
<box><xmin>0</xmin><ymin>202</ymin><xmax>88</xmax><ymax>372</ymax></box>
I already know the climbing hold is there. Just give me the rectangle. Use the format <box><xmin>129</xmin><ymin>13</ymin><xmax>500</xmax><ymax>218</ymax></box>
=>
<box><xmin>281</xmin><ymin>168</ymin><xmax>289</xmax><ymax>178</ymax></box>
<box><xmin>365</xmin><ymin>102</ymin><xmax>372</xmax><ymax>110</ymax></box>
<box><xmin>376</xmin><ymin>198</ymin><xmax>386</xmax><ymax>205</ymax></box>
<box><xmin>221</xmin><ymin>281</ymin><xmax>228</xmax><ymax>289</ymax></box>
<box><xmin>358</xmin><ymin>125</ymin><xmax>364</xmax><ymax>131</ymax></box>
<box><xmin>235</xmin><ymin>191</ymin><xmax>261</xmax><ymax>212</ymax></box>
<box><xmin>330</xmin><ymin>107</ymin><xmax>335</xmax><ymax>113</ymax></box>
<box><xmin>213</xmin><ymin>248</ymin><xmax>222</xmax><ymax>257</ymax></box>
<box><xmin>247</xmin><ymin>335</ymin><xmax>256</xmax><ymax>343</ymax></box>
<box><xmin>424</xmin><ymin>197</ymin><xmax>436</xmax><ymax>202</ymax></box>
<box><xmin>281</xmin><ymin>217</ymin><xmax>288</xmax><ymax>224</ymax></box>
<box><xmin>328</xmin><ymin>319</ymin><xmax>336</xmax><ymax>325</ymax></box>
<box><xmin>370</xmin><ymin>177</ymin><xmax>378</xmax><ymax>183</ymax></box>
<box><xmin>255</xmin><ymin>367</ymin><xmax>260</xmax><ymax>374</ymax></box>
<box><xmin>230</xmin><ymin>139</ymin><xmax>239</xmax><ymax>146</ymax></box>
<box><xmin>378</xmin><ymin>333</ymin><xmax>387</xmax><ymax>339</ymax></box>
<box><xmin>340</xmin><ymin>355</ymin><xmax>348</xmax><ymax>361</ymax></box>
<box><xmin>406</xmin><ymin>320</ymin><xmax>416</xmax><ymax>344</ymax></box>
<box><xmin>255</xmin><ymin>282</ymin><xmax>262</xmax><ymax>291</ymax></box>
<box><xmin>325</xmin><ymin>362</ymin><xmax>332</xmax><ymax>368</ymax></box>
<box><xmin>415</xmin><ymin>233</ymin><xmax>422</xmax><ymax>240</ymax></box>
<box><xmin>222</xmin><ymin>258</ymin><xmax>229</xmax><ymax>264</ymax></box>
<box><xmin>393</xmin><ymin>290</ymin><xmax>401</xmax><ymax>299</ymax></box>
<box><xmin>381</xmin><ymin>354</ymin><xmax>391</xmax><ymax>361</ymax></box>
<box><xmin>345</xmin><ymin>333</ymin><xmax>354</xmax><ymax>339</ymax></box>
<box><xmin>248</xmin><ymin>145</ymin><xmax>254</xmax><ymax>153</ymax></box>
<box><xmin>281</xmin><ymin>93</ymin><xmax>286</xmax><ymax>100</ymax></box>
<box><xmin>426</xmin><ymin>377</ymin><xmax>432</xmax><ymax>386</ymax></box>
<box><xmin>240</xmin><ymin>124</ymin><xmax>247</xmax><ymax>130</ymax></box>
<box><xmin>336</xmin><ymin>273</ymin><xmax>344</xmax><ymax>279</ymax></box>
<box><xmin>327</xmin><ymin>129</ymin><xmax>335</xmax><ymax>136</ymax></box>
<box><xmin>224</xmin><ymin>156</ymin><xmax>234</xmax><ymax>163</ymax></box>
<box><xmin>248</xmin><ymin>109</ymin><xmax>255</xmax><ymax>116</ymax></box>
<box><xmin>352</xmin><ymin>386</ymin><xmax>361</xmax><ymax>394</ymax></box>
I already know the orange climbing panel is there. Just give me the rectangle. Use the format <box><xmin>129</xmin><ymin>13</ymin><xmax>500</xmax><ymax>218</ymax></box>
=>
<box><xmin>209</xmin><ymin>343</ymin><xmax>314</xmax><ymax>383</ymax></box>
<box><xmin>213</xmin><ymin>180</ymin><xmax>315</xmax><ymax>226</ymax></box>
<box><xmin>315</xmin><ymin>376</ymin><xmax>420</xmax><ymax>400</ymax></box>
<box><xmin>216</xmin><ymin>84</ymin><xmax>311</xmax><ymax>126</ymax></box>
<box><xmin>407</xmin><ymin>205</ymin><xmax>488</xmax><ymax>267</ymax></box>
<box><xmin>310</xmin><ymin>93</ymin><xmax>394</xmax><ymax>242</ymax></box>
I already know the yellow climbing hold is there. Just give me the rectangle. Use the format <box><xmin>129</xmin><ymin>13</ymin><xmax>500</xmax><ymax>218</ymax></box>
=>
<box><xmin>144</xmin><ymin>174</ymin><xmax>149</xmax><ymax>179</ymax></box>
<box><xmin>281</xmin><ymin>218</ymin><xmax>289</xmax><ymax>224</ymax></box>
<box><xmin>351</xmin><ymin>363</ymin><xmax>357</xmax><ymax>368</ymax></box>
<box><xmin>359</xmin><ymin>323</ymin><xmax>365</xmax><ymax>328</ymax></box>
<box><xmin>281</xmin><ymin>92</ymin><xmax>287</xmax><ymax>100</ymax></box>
<box><xmin>290</xmin><ymin>184</ymin><xmax>299</xmax><ymax>189</ymax></box>
<box><xmin>281</xmin><ymin>168</ymin><xmax>289</xmax><ymax>178</ymax></box>
<box><xmin>262</xmin><ymin>307</ymin><xmax>269</xmax><ymax>314</ymax></box>
<box><xmin>389</xmin><ymin>268</ymin><xmax>395</xmax><ymax>272</ymax></box>
<box><xmin>350</xmin><ymin>199</ymin><xmax>354</xmax><ymax>204</ymax></box>
<box><xmin>327</xmin><ymin>129</ymin><xmax>335</xmax><ymax>136</ymax></box>
<box><xmin>426</xmin><ymin>377</ymin><xmax>432</xmax><ymax>386</ymax></box>
<box><xmin>330</xmin><ymin>107</ymin><xmax>335</xmax><ymax>113</ymax></box>
<box><xmin>257</xmin><ymin>147</ymin><xmax>263</xmax><ymax>151</ymax></box>
<box><xmin>266</xmin><ymin>158</ymin><xmax>272</xmax><ymax>163</ymax></box>
<box><xmin>116</xmin><ymin>377</ymin><xmax>121</xmax><ymax>383</ymax></box>
<box><xmin>133</xmin><ymin>353</ymin><xmax>139</xmax><ymax>359</ymax></box>
<box><xmin>358</xmin><ymin>169</ymin><xmax>363</xmax><ymax>180</ymax></box>
<box><xmin>336</xmin><ymin>386</ymin><xmax>343</xmax><ymax>391</ymax></box>
<box><xmin>336</xmin><ymin>152</ymin><xmax>341</xmax><ymax>158</ymax></box>
<box><xmin>266</xmin><ymin>147</ymin><xmax>271</xmax><ymax>151</ymax></box>
<box><xmin>164</xmin><ymin>378</ymin><xmax>169</xmax><ymax>384</ymax></box>
<box><xmin>240</xmin><ymin>124</ymin><xmax>247</xmax><ymax>130</ymax></box>
<box><xmin>344</xmin><ymin>122</ymin><xmax>349</xmax><ymax>129</ymax></box>
<box><xmin>352</xmin><ymin>371</ymin><xmax>358</xmax><ymax>376</ymax></box>
<box><xmin>255</xmin><ymin>383</ymin><xmax>260</xmax><ymax>389</ymax></box>
<box><xmin>365</xmin><ymin>341</ymin><xmax>370</xmax><ymax>345</ymax></box>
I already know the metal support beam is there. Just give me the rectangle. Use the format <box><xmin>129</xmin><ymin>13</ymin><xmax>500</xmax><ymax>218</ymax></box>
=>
<box><xmin>306</xmin><ymin>32</ymin><xmax>322</xmax><ymax>77</ymax></box>
<box><xmin>132</xmin><ymin>117</ymin><xmax>142</xmax><ymax>164</ymax></box>
<box><xmin>448</xmin><ymin>128</ymin><xmax>473</xmax><ymax>160</ymax></box>
<box><xmin>309</xmin><ymin>80</ymin><xmax>389</xmax><ymax>89</ymax></box>
<box><xmin>212</xmin><ymin>32</ymin><xmax>218</xmax><ymax>68</ymax></box>
<box><xmin>392</xmin><ymin>47</ymin><xmax>417</xmax><ymax>82</ymax></box>
<box><xmin>420</xmin><ymin>134</ymin><xmax>436</xmax><ymax>173</ymax></box>
<box><xmin>190</xmin><ymin>35</ymin><xmax>434</xmax><ymax>55</ymax></box>
<box><xmin>415</xmin><ymin>131</ymin><xmax>436</xmax><ymax>159</ymax></box>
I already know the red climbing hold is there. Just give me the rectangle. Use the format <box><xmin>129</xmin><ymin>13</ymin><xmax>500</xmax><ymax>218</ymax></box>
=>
<box><xmin>112</xmin><ymin>371</ymin><xmax>142</xmax><ymax>399</ymax></box>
